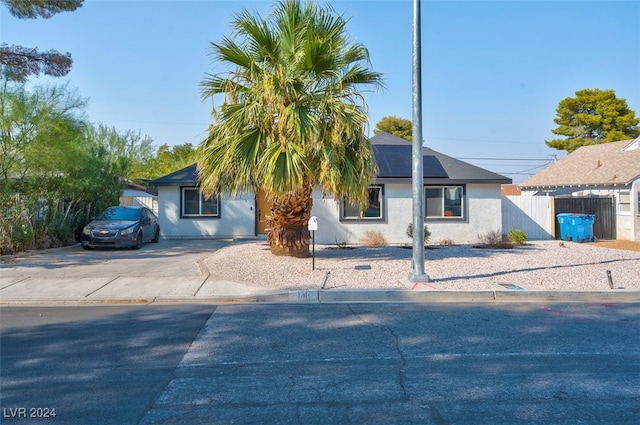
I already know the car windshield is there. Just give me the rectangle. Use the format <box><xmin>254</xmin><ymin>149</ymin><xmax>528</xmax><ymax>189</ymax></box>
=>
<box><xmin>97</xmin><ymin>208</ymin><xmax>140</xmax><ymax>221</ymax></box>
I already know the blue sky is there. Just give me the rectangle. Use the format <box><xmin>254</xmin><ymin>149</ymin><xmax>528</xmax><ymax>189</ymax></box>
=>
<box><xmin>2</xmin><ymin>0</ymin><xmax>639</xmax><ymax>183</ymax></box>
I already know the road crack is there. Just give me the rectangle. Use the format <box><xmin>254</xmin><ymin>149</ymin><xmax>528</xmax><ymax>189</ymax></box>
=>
<box><xmin>346</xmin><ymin>304</ymin><xmax>409</xmax><ymax>399</ymax></box>
<box><xmin>346</xmin><ymin>305</ymin><xmax>448</xmax><ymax>423</ymax></box>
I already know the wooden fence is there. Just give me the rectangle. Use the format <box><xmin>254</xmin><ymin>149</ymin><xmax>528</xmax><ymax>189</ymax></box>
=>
<box><xmin>502</xmin><ymin>195</ymin><xmax>554</xmax><ymax>240</ymax></box>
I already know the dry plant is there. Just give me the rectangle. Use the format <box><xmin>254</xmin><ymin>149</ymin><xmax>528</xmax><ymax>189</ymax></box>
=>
<box><xmin>361</xmin><ymin>230</ymin><xmax>388</xmax><ymax>246</ymax></box>
<box><xmin>476</xmin><ymin>230</ymin><xmax>514</xmax><ymax>249</ymax></box>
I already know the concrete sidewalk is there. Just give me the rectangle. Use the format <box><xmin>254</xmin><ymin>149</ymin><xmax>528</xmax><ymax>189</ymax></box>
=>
<box><xmin>2</xmin><ymin>268</ymin><xmax>639</xmax><ymax>305</ymax></box>
<box><xmin>1</xmin><ymin>241</ymin><xmax>639</xmax><ymax>304</ymax></box>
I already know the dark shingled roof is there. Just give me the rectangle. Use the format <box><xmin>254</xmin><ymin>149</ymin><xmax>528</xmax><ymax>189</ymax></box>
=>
<box><xmin>151</xmin><ymin>163</ymin><xmax>199</xmax><ymax>186</ymax></box>
<box><xmin>151</xmin><ymin>132</ymin><xmax>511</xmax><ymax>186</ymax></box>
<box><xmin>370</xmin><ymin>132</ymin><xmax>511</xmax><ymax>184</ymax></box>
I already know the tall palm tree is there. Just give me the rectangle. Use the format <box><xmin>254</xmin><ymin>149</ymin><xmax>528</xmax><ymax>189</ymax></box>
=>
<box><xmin>198</xmin><ymin>0</ymin><xmax>384</xmax><ymax>257</ymax></box>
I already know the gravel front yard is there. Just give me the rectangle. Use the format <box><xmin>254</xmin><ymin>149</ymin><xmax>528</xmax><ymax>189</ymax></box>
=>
<box><xmin>203</xmin><ymin>240</ymin><xmax>640</xmax><ymax>291</ymax></box>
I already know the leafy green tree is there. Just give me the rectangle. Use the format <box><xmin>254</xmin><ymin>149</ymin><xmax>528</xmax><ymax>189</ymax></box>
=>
<box><xmin>546</xmin><ymin>88</ymin><xmax>640</xmax><ymax>153</ymax></box>
<box><xmin>83</xmin><ymin>123</ymin><xmax>155</xmax><ymax>183</ymax></box>
<box><xmin>0</xmin><ymin>81</ymin><xmax>153</xmax><ymax>253</ymax></box>
<box><xmin>198</xmin><ymin>0</ymin><xmax>384</xmax><ymax>257</ymax></box>
<box><xmin>0</xmin><ymin>81</ymin><xmax>113</xmax><ymax>253</ymax></box>
<box><xmin>374</xmin><ymin>116</ymin><xmax>412</xmax><ymax>141</ymax></box>
<box><xmin>139</xmin><ymin>143</ymin><xmax>197</xmax><ymax>181</ymax></box>
<box><xmin>0</xmin><ymin>80</ymin><xmax>87</xmax><ymax>184</ymax></box>
<box><xmin>0</xmin><ymin>0</ymin><xmax>84</xmax><ymax>81</ymax></box>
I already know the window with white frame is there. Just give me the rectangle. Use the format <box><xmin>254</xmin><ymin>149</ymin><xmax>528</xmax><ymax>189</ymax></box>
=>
<box><xmin>425</xmin><ymin>186</ymin><xmax>464</xmax><ymax>218</ymax></box>
<box><xmin>181</xmin><ymin>187</ymin><xmax>220</xmax><ymax>217</ymax></box>
<box><xmin>342</xmin><ymin>185</ymin><xmax>383</xmax><ymax>220</ymax></box>
<box><xmin>618</xmin><ymin>191</ymin><xmax>630</xmax><ymax>214</ymax></box>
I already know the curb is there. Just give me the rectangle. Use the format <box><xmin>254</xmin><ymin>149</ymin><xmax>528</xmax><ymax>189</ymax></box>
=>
<box><xmin>309</xmin><ymin>289</ymin><xmax>640</xmax><ymax>303</ymax></box>
<box><xmin>4</xmin><ymin>289</ymin><xmax>638</xmax><ymax>305</ymax></box>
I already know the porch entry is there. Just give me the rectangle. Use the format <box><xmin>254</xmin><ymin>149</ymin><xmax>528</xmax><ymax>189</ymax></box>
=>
<box><xmin>256</xmin><ymin>190</ymin><xmax>272</xmax><ymax>235</ymax></box>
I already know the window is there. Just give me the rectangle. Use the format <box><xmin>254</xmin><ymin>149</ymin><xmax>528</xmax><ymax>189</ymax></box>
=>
<box><xmin>342</xmin><ymin>185</ymin><xmax>383</xmax><ymax>220</ymax></box>
<box><xmin>181</xmin><ymin>188</ymin><xmax>219</xmax><ymax>217</ymax></box>
<box><xmin>425</xmin><ymin>186</ymin><xmax>464</xmax><ymax>218</ymax></box>
<box><xmin>618</xmin><ymin>191</ymin><xmax>630</xmax><ymax>214</ymax></box>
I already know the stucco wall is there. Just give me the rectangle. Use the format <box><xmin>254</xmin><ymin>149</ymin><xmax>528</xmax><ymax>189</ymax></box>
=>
<box><xmin>157</xmin><ymin>187</ymin><xmax>255</xmax><ymax>239</ymax></box>
<box><xmin>157</xmin><ymin>183</ymin><xmax>504</xmax><ymax>243</ymax></box>
<box><xmin>310</xmin><ymin>183</ymin><xmax>503</xmax><ymax>245</ymax></box>
<box><xmin>635</xmin><ymin>180</ymin><xmax>640</xmax><ymax>241</ymax></box>
<box><xmin>625</xmin><ymin>180</ymin><xmax>640</xmax><ymax>241</ymax></box>
<box><xmin>613</xmin><ymin>183</ymin><xmax>640</xmax><ymax>241</ymax></box>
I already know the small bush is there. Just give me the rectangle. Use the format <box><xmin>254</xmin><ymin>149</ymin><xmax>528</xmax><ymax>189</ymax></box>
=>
<box><xmin>477</xmin><ymin>230</ymin><xmax>513</xmax><ymax>249</ymax></box>
<box><xmin>439</xmin><ymin>239</ymin><xmax>454</xmax><ymax>246</ymax></box>
<box><xmin>334</xmin><ymin>240</ymin><xmax>349</xmax><ymax>249</ymax></box>
<box><xmin>333</xmin><ymin>229</ymin><xmax>353</xmax><ymax>248</ymax></box>
<box><xmin>507</xmin><ymin>229</ymin><xmax>527</xmax><ymax>245</ymax></box>
<box><xmin>406</xmin><ymin>223</ymin><xmax>431</xmax><ymax>243</ymax></box>
<box><xmin>361</xmin><ymin>230</ymin><xmax>388</xmax><ymax>246</ymax></box>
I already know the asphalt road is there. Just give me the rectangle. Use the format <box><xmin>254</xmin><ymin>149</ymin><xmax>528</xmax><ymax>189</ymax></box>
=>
<box><xmin>1</xmin><ymin>302</ymin><xmax>639</xmax><ymax>424</ymax></box>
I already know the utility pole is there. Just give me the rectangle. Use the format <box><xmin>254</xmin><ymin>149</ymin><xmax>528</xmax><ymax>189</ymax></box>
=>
<box><xmin>410</xmin><ymin>0</ymin><xmax>429</xmax><ymax>283</ymax></box>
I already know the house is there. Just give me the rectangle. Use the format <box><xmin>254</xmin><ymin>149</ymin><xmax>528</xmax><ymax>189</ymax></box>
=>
<box><xmin>150</xmin><ymin>132</ymin><xmax>511</xmax><ymax>244</ymax></box>
<box><xmin>119</xmin><ymin>181</ymin><xmax>158</xmax><ymax>213</ymax></box>
<box><xmin>501</xmin><ymin>184</ymin><xmax>522</xmax><ymax>196</ymax></box>
<box><xmin>518</xmin><ymin>137</ymin><xmax>640</xmax><ymax>241</ymax></box>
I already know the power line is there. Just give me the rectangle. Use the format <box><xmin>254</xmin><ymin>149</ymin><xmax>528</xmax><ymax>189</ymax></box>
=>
<box><xmin>496</xmin><ymin>163</ymin><xmax>551</xmax><ymax>175</ymax></box>
<box><xmin>457</xmin><ymin>157</ymin><xmax>552</xmax><ymax>161</ymax></box>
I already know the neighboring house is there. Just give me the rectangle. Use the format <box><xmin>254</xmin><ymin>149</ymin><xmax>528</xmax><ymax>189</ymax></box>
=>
<box><xmin>120</xmin><ymin>181</ymin><xmax>158</xmax><ymax>214</ymax></box>
<box><xmin>150</xmin><ymin>132</ymin><xmax>511</xmax><ymax>244</ymax></box>
<box><xmin>501</xmin><ymin>184</ymin><xmax>522</xmax><ymax>196</ymax></box>
<box><xmin>518</xmin><ymin>137</ymin><xmax>640</xmax><ymax>241</ymax></box>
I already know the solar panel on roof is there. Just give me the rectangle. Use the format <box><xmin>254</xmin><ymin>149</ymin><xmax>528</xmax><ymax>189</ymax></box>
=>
<box><xmin>373</xmin><ymin>145</ymin><xmax>448</xmax><ymax>178</ymax></box>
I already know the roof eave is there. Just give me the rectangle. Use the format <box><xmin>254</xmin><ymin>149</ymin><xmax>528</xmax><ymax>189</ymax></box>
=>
<box><xmin>376</xmin><ymin>177</ymin><xmax>511</xmax><ymax>185</ymax></box>
<box><xmin>519</xmin><ymin>181</ymin><xmax>634</xmax><ymax>190</ymax></box>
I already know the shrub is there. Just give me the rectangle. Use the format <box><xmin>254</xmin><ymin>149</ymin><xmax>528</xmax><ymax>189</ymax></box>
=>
<box><xmin>334</xmin><ymin>229</ymin><xmax>353</xmax><ymax>248</ymax></box>
<box><xmin>507</xmin><ymin>229</ymin><xmax>527</xmax><ymax>245</ymax></box>
<box><xmin>439</xmin><ymin>239</ymin><xmax>454</xmax><ymax>246</ymax></box>
<box><xmin>361</xmin><ymin>230</ymin><xmax>388</xmax><ymax>246</ymax></box>
<box><xmin>477</xmin><ymin>230</ymin><xmax>513</xmax><ymax>249</ymax></box>
<box><xmin>405</xmin><ymin>223</ymin><xmax>431</xmax><ymax>243</ymax></box>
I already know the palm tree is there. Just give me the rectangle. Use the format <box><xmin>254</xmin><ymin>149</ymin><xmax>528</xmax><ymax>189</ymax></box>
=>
<box><xmin>197</xmin><ymin>0</ymin><xmax>384</xmax><ymax>257</ymax></box>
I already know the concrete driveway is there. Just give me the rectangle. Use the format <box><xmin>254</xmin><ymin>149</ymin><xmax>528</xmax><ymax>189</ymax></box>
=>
<box><xmin>1</xmin><ymin>239</ymin><xmax>229</xmax><ymax>277</ymax></box>
<box><xmin>0</xmin><ymin>240</ymin><xmax>240</xmax><ymax>302</ymax></box>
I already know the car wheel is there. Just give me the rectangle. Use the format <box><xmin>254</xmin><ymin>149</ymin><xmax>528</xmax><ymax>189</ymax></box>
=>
<box><xmin>151</xmin><ymin>226</ymin><xmax>160</xmax><ymax>243</ymax></box>
<box><xmin>132</xmin><ymin>231</ymin><xmax>143</xmax><ymax>250</ymax></box>
<box><xmin>82</xmin><ymin>244</ymin><xmax>93</xmax><ymax>250</ymax></box>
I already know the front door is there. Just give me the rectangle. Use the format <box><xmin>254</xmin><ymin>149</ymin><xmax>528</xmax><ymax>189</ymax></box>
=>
<box><xmin>256</xmin><ymin>190</ymin><xmax>271</xmax><ymax>235</ymax></box>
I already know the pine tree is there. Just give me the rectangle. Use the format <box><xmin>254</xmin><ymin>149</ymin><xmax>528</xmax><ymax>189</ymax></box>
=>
<box><xmin>0</xmin><ymin>0</ymin><xmax>84</xmax><ymax>81</ymax></box>
<box><xmin>546</xmin><ymin>88</ymin><xmax>640</xmax><ymax>153</ymax></box>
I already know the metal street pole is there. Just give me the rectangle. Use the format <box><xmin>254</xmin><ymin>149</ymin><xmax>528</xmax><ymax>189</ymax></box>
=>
<box><xmin>410</xmin><ymin>0</ymin><xmax>429</xmax><ymax>283</ymax></box>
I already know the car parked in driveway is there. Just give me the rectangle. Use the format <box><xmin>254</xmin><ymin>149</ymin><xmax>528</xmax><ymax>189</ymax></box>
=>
<box><xmin>81</xmin><ymin>206</ymin><xmax>160</xmax><ymax>250</ymax></box>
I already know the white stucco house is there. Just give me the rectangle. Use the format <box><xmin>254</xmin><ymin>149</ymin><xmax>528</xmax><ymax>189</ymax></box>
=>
<box><xmin>150</xmin><ymin>132</ymin><xmax>511</xmax><ymax>245</ymax></box>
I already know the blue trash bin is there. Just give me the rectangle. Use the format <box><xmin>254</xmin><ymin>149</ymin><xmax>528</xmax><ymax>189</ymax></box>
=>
<box><xmin>556</xmin><ymin>213</ymin><xmax>595</xmax><ymax>242</ymax></box>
